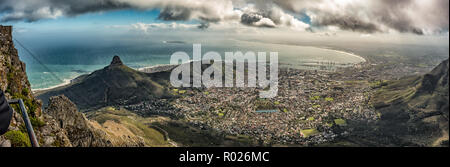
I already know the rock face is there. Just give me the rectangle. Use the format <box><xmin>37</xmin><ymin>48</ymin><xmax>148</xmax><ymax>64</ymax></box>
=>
<box><xmin>38</xmin><ymin>114</ymin><xmax>72</xmax><ymax>147</ymax></box>
<box><xmin>110</xmin><ymin>55</ymin><xmax>123</xmax><ymax>66</ymax></box>
<box><xmin>0</xmin><ymin>26</ymin><xmax>39</xmax><ymax>106</ymax></box>
<box><xmin>1</xmin><ymin>25</ymin><xmax>146</xmax><ymax>147</ymax></box>
<box><xmin>45</xmin><ymin>95</ymin><xmax>112</xmax><ymax>147</ymax></box>
<box><xmin>1</xmin><ymin>25</ymin><xmax>72</xmax><ymax>147</ymax></box>
<box><xmin>418</xmin><ymin>59</ymin><xmax>449</xmax><ymax>94</ymax></box>
<box><xmin>372</xmin><ymin>59</ymin><xmax>449</xmax><ymax>146</ymax></box>
<box><xmin>0</xmin><ymin>25</ymin><xmax>41</xmax><ymax>115</ymax></box>
<box><xmin>46</xmin><ymin>95</ymin><xmax>145</xmax><ymax>147</ymax></box>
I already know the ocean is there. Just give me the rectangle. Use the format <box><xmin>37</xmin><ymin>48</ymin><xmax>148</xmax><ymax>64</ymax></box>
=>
<box><xmin>21</xmin><ymin>40</ymin><xmax>365</xmax><ymax>90</ymax></box>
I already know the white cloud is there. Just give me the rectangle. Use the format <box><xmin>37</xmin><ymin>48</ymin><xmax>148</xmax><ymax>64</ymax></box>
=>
<box><xmin>0</xmin><ymin>0</ymin><xmax>447</xmax><ymax>35</ymax></box>
<box><xmin>130</xmin><ymin>22</ymin><xmax>197</xmax><ymax>33</ymax></box>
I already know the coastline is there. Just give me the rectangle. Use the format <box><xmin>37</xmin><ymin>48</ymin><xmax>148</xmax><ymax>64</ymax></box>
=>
<box><xmin>31</xmin><ymin>47</ymin><xmax>366</xmax><ymax>92</ymax></box>
<box><xmin>321</xmin><ymin>48</ymin><xmax>367</xmax><ymax>63</ymax></box>
<box><xmin>32</xmin><ymin>78</ymin><xmax>72</xmax><ymax>93</ymax></box>
<box><xmin>31</xmin><ymin>63</ymin><xmax>177</xmax><ymax>93</ymax></box>
<box><xmin>32</xmin><ymin>78</ymin><xmax>75</xmax><ymax>95</ymax></box>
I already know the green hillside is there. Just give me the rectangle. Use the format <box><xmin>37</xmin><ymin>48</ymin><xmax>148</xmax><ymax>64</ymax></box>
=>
<box><xmin>37</xmin><ymin>56</ymin><xmax>173</xmax><ymax>110</ymax></box>
<box><xmin>371</xmin><ymin>59</ymin><xmax>449</xmax><ymax>146</ymax></box>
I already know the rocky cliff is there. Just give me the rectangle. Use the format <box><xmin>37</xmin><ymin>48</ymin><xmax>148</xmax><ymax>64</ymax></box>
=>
<box><xmin>45</xmin><ymin>95</ymin><xmax>113</xmax><ymax>147</ymax></box>
<box><xmin>0</xmin><ymin>25</ymin><xmax>149</xmax><ymax>147</ymax></box>
<box><xmin>45</xmin><ymin>95</ymin><xmax>146</xmax><ymax>147</ymax></box>
<box><xmin>0</xmin><ymin>26</ymin><xmax>41</xmax><ymax>118</ymax></box>
<box><xmin>0</xmin><ymin>25</ymin><xmax>72</xmax><ymax>147</ymax></box>
<box><xmin>1</xmin><ymin>25</ymin><xmax>146</xmax><ymax>147</ymax></box>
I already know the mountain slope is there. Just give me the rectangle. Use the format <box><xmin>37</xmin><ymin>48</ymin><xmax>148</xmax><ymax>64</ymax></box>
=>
<box><xmin>45</xmin><ymin>95</ymin><xmax>148</xmax><ymax>147</ymax></box>
<box><xmin>371</xmin><ymin>59</ymin><xmax>449</xmax><ymax>146</ymax></box>
<box><xmin>38</xmin><ymin>56</ymin><xmax>172</xmax><ymax>110</ymax></box>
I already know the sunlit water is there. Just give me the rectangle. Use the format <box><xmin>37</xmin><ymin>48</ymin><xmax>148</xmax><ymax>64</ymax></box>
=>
<box><xmin>24</xmin><ymin>40</ymin><xmax>365</xmax><ymax>90</ymax></box>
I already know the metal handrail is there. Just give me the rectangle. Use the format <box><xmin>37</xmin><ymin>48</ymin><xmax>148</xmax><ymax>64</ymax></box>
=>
<box><xmin>7</xmin><ymin>99</ymin><xmax>40</xmax><ymax>147</ymax></box>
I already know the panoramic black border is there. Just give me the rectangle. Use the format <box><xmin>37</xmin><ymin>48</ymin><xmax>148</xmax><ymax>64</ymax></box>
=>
<box><xmin>0</xmin><ymin>147</ymin><xmax>448</xmax><ymax>166</ymax></box>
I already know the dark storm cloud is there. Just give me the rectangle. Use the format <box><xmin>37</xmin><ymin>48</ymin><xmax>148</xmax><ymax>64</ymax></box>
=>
<box><xmin>311</xmin><ymin>15</ymin><xmax>381</xmax><ymax>34</ymax></box>
<box><xmin>270</xmin><ymin>0</ymin><xmax>448</xmax><ymax>35</ymax></box>
<box><xmin>0</xmin><ymin>0</ymin><xmax>233</xmax><ymax>23</ymax></box>
<box><xmin>240</xmin><ymin>13</ymin><xmax>262</xmax><ymax>25</ymax></box>
<box><xmin>0</xmin><ymin>0</ymin><xmax>448</xmax><ymax>35</ymax></box>
<box><xmin>371</xmin><ymin>0</ymin><xmax>424</xmax><ymax>35</ymax></box>
<box><xmin>240</xmin><ymin>12</ymin><xmax>276</xmax><ymax>28</ymax></box>
<box><xmin>197</xmin><ymin>22</ymin><xmax>210</xmax><ymax>30</ymax></box>
<box><xmin>50</xmin><ymin>0</ymin><xmax>130</xmax><ymax>16</ymax></box>
<box><xmin>0</xmin><ymin>0</ymin><xmax>131</xmax><ymax>22</ymax></box>
<box><xmin>158</xmin><ymin>7</ymin><xmax>192</xmax><ymax>21</ymax></box>
<box><xmin>0</xmin><ymin>0</ymin><xmax>132</xmax><ymax>22</ymax></box>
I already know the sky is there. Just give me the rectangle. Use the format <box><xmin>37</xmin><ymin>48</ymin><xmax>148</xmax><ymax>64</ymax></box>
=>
<box><xmin>1</xmin><ymin>0</ymin><xmax>448</xmax><ymax>34</ymax></box>
<box><xmin>0</xmin><ymin>0</ymin><xmax>448</xmax><ymax>62</ymax></box>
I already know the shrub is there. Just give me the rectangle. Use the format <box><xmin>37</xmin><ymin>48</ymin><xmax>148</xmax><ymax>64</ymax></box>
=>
<box><xmin>21</xmin><ymin>87</ymin><xmax>30</xmax><ymax>96</ymax></box>
<box><xmin>255</xmin><ymin>99</ymin><xmax>276</xmax><ymax>110</ymax></box>
<box><xmin>309</xmin><ymin>96</ymin><xmax>321</xmax><ymax>101</ymax></box>
<box><xmin>334</xmin><ymin>119</ymin><xmax>347</xmax><ymax>126</ymax></box>
<box><xmin>300</xmin><ymin>129</ymin><xmax>319</xmax><ymax>138</ymax></box>
<box><xmin>3</xmin><ymin>130</ymin><xmax>31</xmax><ymax>147</ymax></box>
<box><xmin>30</xmin><ymin>116</ymin><xmax>45</xmax><ymax>128</ymax></box>
<box><xmin>370</xmin><ymin>80</ymin><xmax>388</xmax><ymax>89</ymax></box>
<box><xmin>12</xmin><ymin>92</ymin><xmax>40</xmax><ymax>116</ymax></box>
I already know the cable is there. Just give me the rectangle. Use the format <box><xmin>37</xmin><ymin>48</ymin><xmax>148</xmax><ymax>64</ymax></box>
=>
<box><xmin>13</xmin><ymin>37</ymin><xmax>63</xmax><ymax>83</ymax></box>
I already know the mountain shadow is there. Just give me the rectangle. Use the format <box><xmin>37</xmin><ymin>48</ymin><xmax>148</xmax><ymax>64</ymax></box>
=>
<box><xmin>370</xmin><ymin>59</ymin><xmax>449</xmax><ymax>146</ymax></box>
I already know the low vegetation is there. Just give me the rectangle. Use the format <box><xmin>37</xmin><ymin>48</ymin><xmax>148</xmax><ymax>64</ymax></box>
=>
<box><xmin>3</xmin><ymin>130</ymin><xmax>31</xmax><ymax>147</ymax></box>
<box><xmin>300</xmin><ymin>129</ymin><xmax>319</xmax><ymax>138</ymax></box>
<box><xmin>152</xmin><ymin>120</ymin><xmax>256</xmax><ymax>147</ymax></box>
<box><xmin>334</xmin><ymin>119</ymin><xmax>347</xmax><ymax>126</ymax></box>
<box><xmin>88</xmin><ymin>107</ymin><xmax>171</xmax><ymax>147</ymax></box>
<box><xmin>254</xmin><ymin>99</ymin><xmax>277</xmax><ymax>110</ymax></box>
